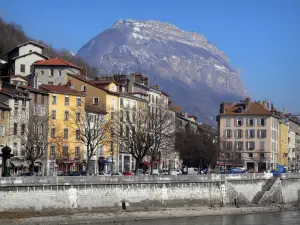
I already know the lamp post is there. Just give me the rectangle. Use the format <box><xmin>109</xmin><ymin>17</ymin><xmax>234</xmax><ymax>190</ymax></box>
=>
<box><xmin>0</xmin><ymin>145</ymin><xmax>14</xmax><ymax>177</ymax></box>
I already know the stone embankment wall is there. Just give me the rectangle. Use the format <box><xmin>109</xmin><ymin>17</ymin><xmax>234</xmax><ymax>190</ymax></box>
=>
<box><xmin>0</xmin><ymin>173</ymin><xmax>299</xmax><ymax>212</ymax></box>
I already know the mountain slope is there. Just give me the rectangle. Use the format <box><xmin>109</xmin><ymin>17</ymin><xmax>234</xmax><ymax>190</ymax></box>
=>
<box><xmin>77</xmin><ymin>19</ymin><xmax>247</xmax><ymax>123</ymax></box>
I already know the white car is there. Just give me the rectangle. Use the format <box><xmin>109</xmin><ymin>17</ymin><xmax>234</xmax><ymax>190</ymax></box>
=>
<box><xmin>170</xmin><ymin>169</ymin><xmax>182</xmax><ymax>176</ymax></box>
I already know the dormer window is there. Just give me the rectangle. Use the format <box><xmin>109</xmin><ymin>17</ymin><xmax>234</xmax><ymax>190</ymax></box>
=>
<box><xmin>237</xmin><ymin>107</ymin><xmax>243</xmax><ymax>113</ymax></box>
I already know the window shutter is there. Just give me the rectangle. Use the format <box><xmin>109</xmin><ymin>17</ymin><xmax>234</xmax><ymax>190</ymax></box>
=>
<box><xmin>246</xmin><ymin>130</ymin><xmax>248</xmax><ymax>139</ymax></box>
<box><xmin>246</xmin><ymin>141</ymin><xmax>248</xmax><ymax>150</ymax></box>
<box><xmin>241</xmin><ymin>130</ymin><xmax>243</xmax><ymax>138</ymax></box>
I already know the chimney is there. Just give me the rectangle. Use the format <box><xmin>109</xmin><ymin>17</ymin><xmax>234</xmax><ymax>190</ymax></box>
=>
<box><xmin>220</xmin><ymin>102</ymin><xmax>225</xmax><ymax>114</ymax></box>
<box><xmin>66</xmin><ymin>80</ymin><xmax>72</xmax><ymax>88</ymax></box>
<box><xmin>130</xmin><ymin>72</ymin><xmax>135</xmax><ymax>82</ymax></box>
<box><xmin>245</xmin><ymin>97</ymin><xmax>251</xmax><ymax>110</ymax></box>
<box><xmin>271</xmin><ymin>103</ymin><xmax>274</xmax><ymax>112</ymax></box>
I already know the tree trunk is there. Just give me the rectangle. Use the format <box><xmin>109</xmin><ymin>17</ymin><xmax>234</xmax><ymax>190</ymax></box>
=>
<box><xmin>85</xmin><ymin>159</ymin><xmax>89</xmax><ymax>176</ymax></box>
<box><xmin>135</xmin><ymin>158</ymin><xmax>141</xmax><ymax>175</ymax></box>
<box><xmin>30</xmin><ymin>160</ymin><xmax>34</xmax><ymax>176</ymax></box>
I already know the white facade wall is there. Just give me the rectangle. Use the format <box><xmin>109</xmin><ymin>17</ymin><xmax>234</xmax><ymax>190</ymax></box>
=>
<box><xmin>271</xmin><ymin>117</ymin><xmax>280</xmax><ymax>168</ymax></box>
<box><xmin>19</xmin><ymin>44</ymin><xmax>43</xmax><ymax>56</ymax></box>
<box><xmin>288</xmin><ymin>129</ymin><xmax>296</xmax><ymax>169</ymax></box>
<box><xmin>14</xmin><ymin>54</ymin><xmax>46</xmax><ymax>76</ymax></box>
<box><xmin>34</xmin><ymin>66</ymin><xmax>80</xmax><ymax>87</ymax></box>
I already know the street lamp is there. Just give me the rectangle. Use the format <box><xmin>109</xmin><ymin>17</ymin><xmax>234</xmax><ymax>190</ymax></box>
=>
<box><xmin>0</xmin><ymin>145</ymin><xmax>14</xmax><ymax>177</ymax></box>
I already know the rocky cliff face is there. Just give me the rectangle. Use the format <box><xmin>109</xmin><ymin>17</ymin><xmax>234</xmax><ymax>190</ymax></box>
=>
<box><xmin>77</xmin><ymin>19</ymin><xmax>247</xmax><ymax>124</ymax></box>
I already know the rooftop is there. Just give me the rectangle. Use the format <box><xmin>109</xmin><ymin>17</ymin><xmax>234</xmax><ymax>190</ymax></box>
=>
<box><xmin>34</xmin><ymin>58</ymin><xmax>81</xmax><ymax>69</ymax></box>
<box><xmin>40</xmin><ymin>84</ymin><xmax>85</xmax><ymax>96</ymax></box>
<box><xmin>7</xmin><ymin>41</ymin><xmax>45</xmax><ymax>55</ymax></box>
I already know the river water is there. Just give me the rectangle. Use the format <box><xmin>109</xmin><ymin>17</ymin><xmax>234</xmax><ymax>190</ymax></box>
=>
<box><xmin>97</xmin><ymin>211</ymin><xmax>300</xmax><ymax>225</ymax></box>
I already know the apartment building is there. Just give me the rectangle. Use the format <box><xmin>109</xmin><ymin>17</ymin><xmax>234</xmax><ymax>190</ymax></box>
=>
<box><xmin>217</xmin><ymin>98</ymin><xmax>280</xmax><ymax>171</ymax></box>
<box><xmin>40</xmin><ymin>84</ymin><xmax>86</xmax><ymax>176</ymax></box>
<box><xmin>6</xmin><ymin>41</ymin><xmax>49</xmax><ymax>76</ymax></box>
<box><xmin>0</xmin><ymin>102</ymin><xmax>11</xmax><ymax>176</ymax></box>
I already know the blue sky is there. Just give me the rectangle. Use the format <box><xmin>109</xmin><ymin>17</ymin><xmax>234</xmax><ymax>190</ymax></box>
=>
<box><xmin>1</xmin><ymin>0</ymin><xmax>300</xmax><ymax>113</ymax></box>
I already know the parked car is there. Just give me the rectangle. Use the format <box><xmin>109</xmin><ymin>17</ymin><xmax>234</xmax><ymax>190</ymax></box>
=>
<box><xmin>66</xmin><ymin>171</ymin><xmax>81</xmax><ymax>176</ymax></box>
<box><xmin>151</xmin><ymin>169</ymin><xmax>160</xmax><ymax>175</ymax></box>
<box><xmin>187</xmin><ymin>167</ymin><xmax>199</xmax><ymax>175</ymax></box>
<box><xmin>123</xmin><ymin>171</ymin><xmax>133</xmax><ymax>176</ymax></box>
<box><xmin>170</xmin><ymin>169</ymin><xmax>182</xmax><ymax>175</ymax></box>
<box><xmin>111</xmin><ymin>172</ymin><xmax>123</xmax><ymax>176</ymax></box>
<box><xmin>57</xmin><ymin>171</ymin><xmax>64</xmax><ymax>176</ymax></box>
<box><xmin>98</xmin><ymin>171</ymin><xmax>109</xmax><ymax>176</ymax></box>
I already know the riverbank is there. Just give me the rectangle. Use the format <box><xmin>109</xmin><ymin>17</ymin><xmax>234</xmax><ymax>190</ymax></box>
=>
<box><xmin>0</xmin><ymin>204</ymin><xmax>299</xmax><ymax>225</ymax></box>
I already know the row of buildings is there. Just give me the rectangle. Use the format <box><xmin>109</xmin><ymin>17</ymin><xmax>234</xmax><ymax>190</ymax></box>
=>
<box><xmin>0</xmin><ymin>41</ymin><xmax>199</xmax><ymax>176</ymax></box>
<box><xmin>217</xmin><ymin>98</ymin><xmax>300</xmax><ymax>171</ymax></box>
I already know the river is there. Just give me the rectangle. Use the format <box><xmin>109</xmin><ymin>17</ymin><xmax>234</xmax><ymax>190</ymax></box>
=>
<box><xmin>97</xmin><ymin>210</ymin><xmax>300</xmax><ymax>225</ymax></box>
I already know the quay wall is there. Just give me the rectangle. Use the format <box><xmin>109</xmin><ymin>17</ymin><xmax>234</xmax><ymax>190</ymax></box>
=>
<box><xmin>0</xmin><ymin>173</ymin><xmax>299</xmax><ymax>212</ymax></box>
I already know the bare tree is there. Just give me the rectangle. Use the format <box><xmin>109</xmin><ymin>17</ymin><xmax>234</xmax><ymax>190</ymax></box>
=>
<box><xmin>70</xmin><ymin>105</ymin><xmax>109</xmax><ymax>175</ymax></box>
<box><xmin>116</xmin><ymin>102</ymin><xmax>175</xmax><ymax>174</ymax></box>
<box><xmin>15</xmin><ymin>112</ymin><xmax>51</xmax><ymax>176</ymax></box>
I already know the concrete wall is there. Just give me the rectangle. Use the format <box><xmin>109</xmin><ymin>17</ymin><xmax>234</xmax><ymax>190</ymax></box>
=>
<box><xmin>0</xmin><ymin>173</ymin><xmax>299</xmax><ymax>212</ymax></box>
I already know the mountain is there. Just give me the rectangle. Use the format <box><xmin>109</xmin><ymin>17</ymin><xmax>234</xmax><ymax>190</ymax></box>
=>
<box><xmin>0</xmin><ymin>17</ymin><xmax>97</xmax><ymax>77</ymax></box>
<box><xmin>77</xmin><ymin>19</ymin><xmax>247</xmax><ymax>124</ymax></box>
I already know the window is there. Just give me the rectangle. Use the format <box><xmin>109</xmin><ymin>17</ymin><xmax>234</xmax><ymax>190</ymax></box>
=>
<box><xmin>65</xmin><ymin>96</ymin><xmax>69</xmax><ymax>106</ymax></box>
<box><xmin>50</xmin><ymin>68</ymin><xmax>54</xmax><ymax>76</ymax></box>
<box><xmin>111</xmin><ymin>86</ymin><xmax>115</xmax><ymax>92</ymax></box>
<box><xmin>111</xmin><ymin>127</ymin><xmax>114</xmax><ymax>138</ymax></box>
<box><xmin>111</xmin><ymin>98</ymin><xmax>114</xmax><ymax>110</ymax></box>
<box><xmin>236</xmin><ymin>118</ymin><xmax>243</xmax><ymax>126</ymax></box>
<box><xmin>236</xmin><ymin>129</ymin><xmax>243</xmax><ymax>139</ymax></box>
<box><xmin>93</xmin><ymin>97</ymin><xmax>99</xmax><ymax>105</ymax></box>
<box><xmin>260</xmin><ymin>153</ymin><xmax>265</xmax><ymax>159</ymax></box>
<box><xmin>1</xmin><ymin>110</ymin><xmax>5</xmax><ymax>119</ymax></box>
<box><xmin>155</xmin><ymin>96</ymin><xmax>158</xmax><ymax>104</ymax></box>
<box><xmin>41</xmin><ymin>95</ymin><xmax>44</xmax><ymax>105</ymax></box>
<box><xmin>235</xmin><ymin>141</ymin><xmax>243</xmax><ymax>150</ymax></box>
<box><xmin>41</xmin><ymin>70</ymin><xmax>44</xmax><ymax>75</ymax></box>
<box><xmin>52</xmin><ymin>95</ymin><xmax>56</xmax><ymax>104</ymax></box>
<box><xmin>63</xmin><ymin>146</ymin><xmax>68</xmax><ymax>157</ymax></box>
<box><xmin>34</xmin><ymin>94</ymin><xmax>37</xmax><ymax>104</ymax></box>
<box><xmin>260</xmin><ymin>141</ymin><xmax>265</xmax><ymax>150</ymax></box>
<box><xmin>14</xmin><ymin>99</ymin><xmax>18</xmax><ymax>106</ymax></box>
<box><xmin>75</xmin><ymin>146</ymin><xmax>80</xmax><ymax>158</ymax></box>
<box><xmin>14</xmin><ymin>107</ymin><xmax>18</xmax><ymax>117</ymax></box>
<box><xmin>120</xmin><ymin>125</ymin><xmax>123</xmax><ymax>137</ymax></box>
<box><xmin>76</xmin><ymin>129</ymin><xmax>80</xmax><ymax>140</ymax></box>
<box><xmin>21</xmin><ymin>124</ymin><xmax>25</xmax><ymax>135</ymax></box>
<box><xmin>246</xmin><ymin>129</ymin><xmax>255</xmax><ymax>138</ymax></box>
<box><xmin>249</xmin><ymin>153</ymin><xmax>253</xmax><ymax>158</ymax></box>
<box><xmin>76</xmin><ymin>97</ymin><xmax>81</xmax><ymax>106</ymax></box>
<box><xmin>13</xmin><ymin>143</ymin><xmax>18</xmax><ymax>156</ymax></box>
<box><xmin>258</xmin><ymin>129</ymin><xmax>267</xmax><ymax>138</ymax></box>
<box><xmin>50</xmin><ymin>145</ymin><xmax>55</xmax><ymax>157</ymax></box>
<box><xmin>247</xmin><ymin>141</ymin><xmax>255</xmax><ymax>150</ymax></box>
<box><xmin>0</xmin><ymin>126</ymin><xmax>5</xmax><ymax>136</ymax></box>
<box><xmin>76</xmin><ymin>112</ymin><xmax>81</xmax><ymax>121</ymax></box>
<box><xmin>21</xmin><ymin>99</ymin><xmax>26</xmax><ymax>107</ymax></box>
<box><xmin>81</xmin><ymin>85</ymin><xmax>86</xmax><ymax>92</ymax></box>
<box><xmin>126</xmin><ymin>126</ymin><xmax>129</xmax><ymax>138</ymax></box>
<box><xmin>111</xmin><ymin>111</ymin><xmax>114</xmax><ymax>120</ymax></box>
<box><xmin>225</xmin><ymin>141</ymin><xmax>232</xmax><ymax>150</ymax></box>
<box><xmin>40</xmin><ymin>124</ymin><xmax>44</xmax><ymax>135</ymax></box>
<box><xmin>65</xmin><ymin>111</ymin><xmax>69</xmax><ymax>121</ymax></box>
<box><xmin>152</xmin><ymin>95</ymin><xmax>154</xmax><ymax>103</ymax></box>
<box><xmin>120</xmin><ymin>110</ymin><xmax>124</xmax><ymax>121</ymax></box>
<box><xmin>20</xmin><ymin>64</ymin><xmax>25</xmax><ymax>73</ymax></box>
<box><xmin>13</xmin><ymin>123</ymin><xmax>18</xmax><ymax>135</ymax></box>
<box><xmin>52</xmin><ymin>110</ymin><xmax>56</xmax><ymax>120</ymax></box>
<box><xmin>64</xmin><ymin>128</ymin><xmax>68</xmax><ymax>139</ymax></box>
<box><xmin>225</xmin><ymin>129</ymin><xmax>232</xmax><ymax>139</ymax></box>
<box><xmin>258</xmin><ymin>118</ymin><xmax>265</xmax><ymax>126</ymax></box>
<box><xmin>29</xmin><ymin>50</ymin><xmax>32</xmax><ymax>53</ymax></box>
<box><xmin>58</xmin><ymin>70</ymin><xmax>61</xmax><ymax>76</ymax></box>
<box><xmin>247</xmin><ymin>118</ymin><xmax>254</xmax><ymax>126</ymax></box>
<box><xmin>226</xmin><ymin>118</ymin><xmax>230</xmax><ymax>127</ymax></box>
<box><xmin>51</xmin><ymin>127</ymin><xmax>56</xmax><ymax>138</ymax></box>
<box><xmin>120</xmin><ymin>98</ymin><xmax>124</xmax><ymax>108</ymax></box>
<box><xmin>48</xmin><ymin>82</ymin><xmax>53</xmax><ymax>85</ymax></box>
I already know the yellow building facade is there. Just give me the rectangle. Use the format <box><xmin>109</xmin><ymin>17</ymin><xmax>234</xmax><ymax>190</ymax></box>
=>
<box><xmin>66</xmin><ymin>75</ymin><xmax>119</xmax><ymax>170</ymax></box>
<box><xmin>40</xmin><ymin>84</ymin><xmax>85</xmax><ymax>175</ymax></box>
<box><xmin>279</xmin><ymin>122</ymin><xmax>289</xmax><ymax>167</ymax></box>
